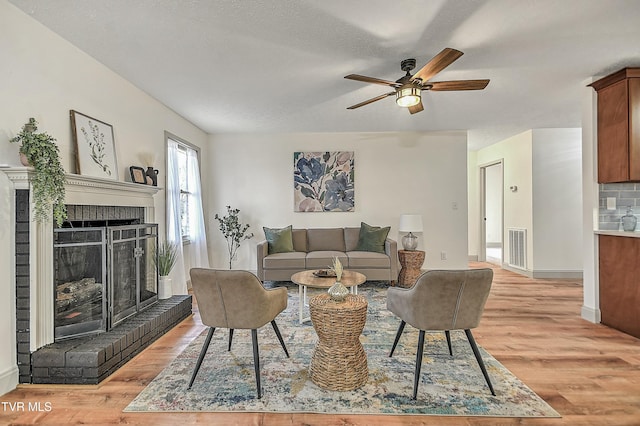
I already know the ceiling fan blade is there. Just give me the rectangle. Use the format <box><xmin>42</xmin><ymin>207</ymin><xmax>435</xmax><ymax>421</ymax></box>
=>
<box><xmin>412</xmin><ymin>48</ymin><xmax>464</xmax><ymax>83</ymax></box>
<box><xmin>344</xmin><ymin>74</ymin><xmax>399</xmax><ymax>87</ymax></box>
<box><xmin>347</xmin><ymin>92</ymin><xmax>395</xmax><ymax>109</ymax></box>
<box><xmin>428</xmin><ymin>79</ymin><xmax>490</xmax><ymax>91</ymax></box>
<box><xmin>408</xmin><ymin>100</ymin><xmax>424</xmax><ymax>115</ymax></box>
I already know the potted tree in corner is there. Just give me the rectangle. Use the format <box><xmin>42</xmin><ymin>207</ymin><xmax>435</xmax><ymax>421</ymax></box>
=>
<box><xmin>214</xmin><ymin>205</ymin><xmax>254</xmax><ymax>269</ymax></box>
<box><xmin>153</xmin><ymin>241</ymin><xmax>178</xmax><ymax>299</ymax></box>
<box><xmin>10</xmin><ymin>118</ymin><xmax>67</xmax><ymax>227</ymax></box>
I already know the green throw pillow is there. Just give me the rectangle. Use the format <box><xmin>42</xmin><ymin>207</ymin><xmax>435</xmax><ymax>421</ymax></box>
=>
<box><xmin>263</xmin><ymin>225</ymin><xmax>294</xmax><ymax>254</ymax></box>
<box><xmin>355</xmin><ymin>222</ymin><xmax>390</xmax><ymax>254</ymax></box>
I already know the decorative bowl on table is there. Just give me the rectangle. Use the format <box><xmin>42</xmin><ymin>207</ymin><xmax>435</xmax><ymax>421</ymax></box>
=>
<box><xmin>313</xmin><ymin>269</ymin><xmax>337</xmax><ymax>278</ymax></box>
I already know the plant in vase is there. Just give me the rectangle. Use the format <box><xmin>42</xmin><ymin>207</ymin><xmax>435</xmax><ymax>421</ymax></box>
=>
<box><xmin>328</xmin><ymin>256</ymin><xmax>349</xmax><ymax>301</ymax></box>
<box><xmin>153</xmin><ymin>241</ymin><xmax>178</xmax><ymax>299</ymax></box>
<box><xmin>214</xmin><ymin>205</ymin><xmax>254</xmax><ymax>269</ymax></box>
<box><xmin>10</xmin><ymin>118</ymin><xmax>67</xmax><ymax>227</ymax></box>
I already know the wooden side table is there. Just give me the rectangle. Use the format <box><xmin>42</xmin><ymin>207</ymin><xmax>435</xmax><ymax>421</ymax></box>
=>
<box><xmin>398</xmin><ymin>250</ymin><xmax>425</xmax><ymax>288</ymax></box>
<box><xmin>309</xmin><ymin>294</ymin><xmax>368</xmax><ymax>391</ymax></box>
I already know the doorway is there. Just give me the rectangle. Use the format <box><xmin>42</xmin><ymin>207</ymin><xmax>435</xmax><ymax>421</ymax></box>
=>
<box><xmin>479</xmin><ymin>161</ymin><xmax>504</xmax><ymax>265</ymax></box>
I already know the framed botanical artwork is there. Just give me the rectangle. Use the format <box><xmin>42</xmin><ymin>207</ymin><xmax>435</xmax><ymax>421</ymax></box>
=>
<box><xmin>294</xmin><ymin>151</ymin><xmax>355</xmax><ymax>212</ymax></box>
<box><xmin>129</xmin><ymin>166</ymin><xmax>147</xmax><ymax>184</ymax></box>
<box><xmin>70</xmin><ymin>110</ymin><xmax>119</xmax><ymax>180</ymax></box>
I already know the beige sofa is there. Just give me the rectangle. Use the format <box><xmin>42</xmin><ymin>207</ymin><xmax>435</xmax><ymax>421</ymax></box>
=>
<box><xmin>256</xmin><ymin>227</ymin><xmax>399</xmax><ymax>282</ymax></box>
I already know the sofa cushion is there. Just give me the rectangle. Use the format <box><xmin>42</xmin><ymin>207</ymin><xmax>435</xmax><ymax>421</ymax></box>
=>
<box><xmin>344</xmin><ymin>227</ymin><xmax>360</xmax><ymax>252</ymax></box>
<box><xmin>305</xmin><ymin>251</ymin><xmax>348</xmax><ymax>269</ymax></box>
<box><xmin>292</xmin><ymin>228</ymin><xmax>308</xmax><ymax>252</ymax></box>
<box><xmin>347</xmin><ymin>251</ymin><xmax>391</xmax><ymax>268</ymax></box>
<box><xmin>307</xmin><ymin>228</ymin><xmax>346</xmax><ymax>252</ymax></box>
<box><xmin>263</xmin><ymin>225</ymin><xmax>294</xmax><ymax>254</ymax></box>
<box><xmin>355</xmin><ymin>222</ymin><xmax>390</xmax><ymax>254</ymax></box>
<box><xmin>263</xmin><ymin>251</ymin><xmax>306</xmax><ymax>269</ymax></box>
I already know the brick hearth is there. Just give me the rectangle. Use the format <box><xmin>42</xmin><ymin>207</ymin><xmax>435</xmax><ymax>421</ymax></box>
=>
<box><xmin>30</xmin><ymin>295</ymin><xmax>192</xmax><ymax>384</ymax></box>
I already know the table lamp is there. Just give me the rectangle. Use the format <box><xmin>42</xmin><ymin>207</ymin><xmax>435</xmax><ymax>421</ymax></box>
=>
<box><xmin>399</xmin><ymin>214</ymin><xmax>423</xmax><ymax>250</ymax></box>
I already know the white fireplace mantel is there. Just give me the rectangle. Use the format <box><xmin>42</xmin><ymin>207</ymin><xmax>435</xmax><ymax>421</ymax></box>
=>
<box><xmin>2</xmin><ymin>168</ymin><xmax>161</xmax><ymax>206</ymax></box>
<box><xmin>2</xmin><ymin>167</ymin><xmax>161</xmax><ymax>350</ymax></box>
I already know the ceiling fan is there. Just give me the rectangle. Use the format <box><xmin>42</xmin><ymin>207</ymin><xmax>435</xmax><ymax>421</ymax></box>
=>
<box><xmin>344</xmin><ymin>48</ymin><xmax>489</xmax><ymax>114</ymax></box>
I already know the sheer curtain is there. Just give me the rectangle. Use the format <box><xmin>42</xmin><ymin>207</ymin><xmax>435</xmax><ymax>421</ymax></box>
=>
<box><xmin>186</xmin><ymin>147</ymin><xmax>209</xmax><ymax>269</ymax></box>
<box><xmin>166</xmin><ymin>140</ymin><xmax>187</xmax><ymax>294</ymax></box>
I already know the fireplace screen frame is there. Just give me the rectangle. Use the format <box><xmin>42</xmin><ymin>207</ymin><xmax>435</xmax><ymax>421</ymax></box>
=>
<box><xmin>53</xmin><ymin>228</ymin><xmax>108</xmax><ymax>340</ymax></box>
<box><xmin>109</xmin><ymin>224</ymin><xmax>159</xmax><ymax>327</ymax></box>
<box><xmin>53</xmin><ymin>223</ymin><xmax>159</xmax><ymax>340</ymax></box>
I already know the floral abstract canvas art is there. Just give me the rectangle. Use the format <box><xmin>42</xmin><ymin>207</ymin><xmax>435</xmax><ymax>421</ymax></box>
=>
<box><xmin>294</xmin><ymin>151</ymin><xmax>354</xmax><ymax>212</ymax></box>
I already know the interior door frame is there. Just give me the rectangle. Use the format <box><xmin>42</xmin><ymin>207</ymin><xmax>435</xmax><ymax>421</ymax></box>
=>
<box><xmin>478</xmin><ymin>159</ymin><xmax>504</xmax><ymax>263</ymax></box>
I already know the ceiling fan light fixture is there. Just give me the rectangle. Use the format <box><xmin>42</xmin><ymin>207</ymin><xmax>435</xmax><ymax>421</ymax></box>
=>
<box><xmin>396</xmin><ymin>84</ymin><xmax>421</xmax><ymax>107</ymax></box>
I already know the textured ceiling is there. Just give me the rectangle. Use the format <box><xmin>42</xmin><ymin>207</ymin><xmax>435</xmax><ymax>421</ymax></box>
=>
<box><xmin>9</xmin><ymin>0</ymin><xmax>640</xmax><ymax>150</ymax></box>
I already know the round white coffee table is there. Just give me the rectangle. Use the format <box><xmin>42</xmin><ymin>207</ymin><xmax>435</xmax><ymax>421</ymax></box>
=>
<box><xmin>291</xmin><ymin>270</ymin><xmax>366</xmax><ymax>324</ymax></box>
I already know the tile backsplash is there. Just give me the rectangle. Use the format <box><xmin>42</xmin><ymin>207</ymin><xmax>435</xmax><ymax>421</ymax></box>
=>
<box><xmin>599</xmin><ymin>183</ymin><xmax>640</xmax><ymax>230</ymax></box>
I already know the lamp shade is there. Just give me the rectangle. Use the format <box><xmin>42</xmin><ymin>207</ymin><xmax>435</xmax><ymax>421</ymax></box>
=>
<box><xmin>399</xmin><ymin>214</ymin><xmax>423</xmax><ymax>233</ymax></box>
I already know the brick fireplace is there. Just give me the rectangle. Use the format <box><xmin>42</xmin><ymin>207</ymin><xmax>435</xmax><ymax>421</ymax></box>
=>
<box><xmin>3</xmin><ymin>170</ymin><xmax>192</xmax><ymax>384</ymax></box>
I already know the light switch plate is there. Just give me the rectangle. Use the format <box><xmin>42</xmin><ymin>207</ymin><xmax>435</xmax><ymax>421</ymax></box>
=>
<box><xmin>607</xmin><ymin>197</ymin><xmax>616</xmax><ymax>210</ymax></box>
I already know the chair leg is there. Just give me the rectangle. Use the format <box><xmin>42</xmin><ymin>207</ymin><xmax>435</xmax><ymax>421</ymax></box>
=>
<box><xmin>389</xmin><ymin>320</ymin><xmax>406</xmax><ymax>357</ymax></box>
<box><xmin>445</xmin><ymin>330</ymin><xmax>453</xmax><ymax>356</ymax></box>
<box><xmin>251</xmin><ymin>329</ymin><xmax>262</xmax><ymax>399</ymax></box>
<box><xmin>465</xmin><ymin>329</ymin><xmax>496</xmax><ymax>396</ymax></box>
<box><xmin>413</xmin><ymin>330</ymin><xmax>426</xmax><ymax>400</ymax></box>
<box><xmin>270</xmin><ymin>320</ymin><xmax>289</xmax><ymax>357</ymax></box>
<box><xmin>187</xmin><ymin>327</ymin><xmax>215</xmax><ymax>389</ymax></box>
<box><xmin>228</xmin><ymin>329</ymin><xmax>234</xmax><ymax>351</ymax></box>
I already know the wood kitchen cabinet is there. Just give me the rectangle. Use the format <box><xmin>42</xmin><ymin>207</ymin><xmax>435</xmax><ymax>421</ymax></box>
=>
<box><xmin>590</xmin><ymin>68</ymin><xmax>640</xmax><ymax>183</ymax></box>
<box><xmin>598</xmin><ymin>235</ymin><xmax>640</xmax><ymax>338</ymax></box>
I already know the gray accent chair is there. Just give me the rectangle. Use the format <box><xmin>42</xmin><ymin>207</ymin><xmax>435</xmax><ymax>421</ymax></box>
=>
<box><xmin>188</xmin><ymin>268</ymin><xmax>289</xmax><ymax>398</ymax></box>
<box><xmin>387</xmin><ymin>268</ymin><xmax>495</xmax><ymax>399</ymax></box>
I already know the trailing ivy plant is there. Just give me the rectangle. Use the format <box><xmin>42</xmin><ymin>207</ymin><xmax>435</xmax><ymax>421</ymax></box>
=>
<box><xmin>10</xmin><ymin>118</ymin><xmax>67</xmax><ymax>227</ymax></box>
<box><xmin>214</xmin><ymin>205</ymin><xmax>254</xmax><ymax>269</ymax></box>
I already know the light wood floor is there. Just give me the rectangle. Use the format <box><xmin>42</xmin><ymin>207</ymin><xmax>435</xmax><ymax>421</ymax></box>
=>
<box><xmin>3</xmin><ymin>263</ymin><xmax>640</xmax><ymax>425</ymax></box>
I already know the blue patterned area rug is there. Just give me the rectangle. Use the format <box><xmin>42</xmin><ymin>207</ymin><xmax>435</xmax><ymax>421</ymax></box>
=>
<box><xmin>124</xmin><ymin>282</ymin><xmax>559</xmax><ymax>417</ymax></box>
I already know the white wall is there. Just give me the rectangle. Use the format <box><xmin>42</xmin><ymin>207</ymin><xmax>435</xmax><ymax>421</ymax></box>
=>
<box><xmin>0</xmin><ymin>1</ymin><xmax>208</xmax><ymax>396</ymax></box>
<box><xmin>470</xmin><ymin>128</ymin><xmax>583</xmax><ymax>277</ymax></box>
<box><xmin>206</xmin><ymin>131</ymin><xmax>469</xmax><ymax>272</ymax></box>
<box><xmin>581</xmin><ymin>79</ymin><xmax>600</xmax><ymax>323</ymax></box>
<box><xmin>467</xmin><ymin>150</ymin><xmax>479</xmax><ymax>259</ymax></box>
<box><xmin>532</xmin><ymin>128</ymin><xmax>583</xmax><ymax>274</ymax></box>
<box><xmin>476</xmin><ymin>131</ymin><xmax>534</xmax><ymax>271</ymax></box>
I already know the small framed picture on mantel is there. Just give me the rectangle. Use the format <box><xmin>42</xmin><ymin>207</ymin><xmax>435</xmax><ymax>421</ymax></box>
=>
<box><xmin>129</xmin><ymin>166</ymin><xmax>147</xmax><ymax>184</ymax></box>
<box><xmin>70</xmin><ymin>110</ymin><xmax>119</xmax><ymax>181</ymax></box>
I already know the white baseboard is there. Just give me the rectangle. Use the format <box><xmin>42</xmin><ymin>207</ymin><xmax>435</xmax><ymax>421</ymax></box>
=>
<box><xmin>501</xmin><ymin>264</ymin><xmax>583</xmax><ymax>280</ymax></box>
<box><xmin>0</xmin><ymin>365</ymin><xmax>18</xmax><ymax>397</ymax></box>
<box><xmin>532</xmin><ymin>270</ymin><xmax>583</xmax><ymax>279</ymax></box>
<box><xmin>468</xmin><ymin>255</ymin><xmax>479</xmax><ymax>261</ymax></box>
<box><xmin>501</xmin><ymin>264</ymin><xmax>532</xmax><ymax>277</ymax></box>
<box><xmin>581</xmin><ymin>305</ymin><xmax>601</xmax><ymax>324</ymax></box>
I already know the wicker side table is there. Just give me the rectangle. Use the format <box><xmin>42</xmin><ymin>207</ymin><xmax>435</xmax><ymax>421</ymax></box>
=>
<box><xmin>398</xmin><ymin>250</ymin><xmax>425</xmax><ymax>288</ymax></box>
<box><xmin>309</xmin><ymin>293</ymin><xmax>368</xmax><ymax>391</ymax></box>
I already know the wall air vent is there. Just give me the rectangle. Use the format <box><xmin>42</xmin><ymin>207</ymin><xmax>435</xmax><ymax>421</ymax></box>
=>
<box><xmin>507</xmin><ymin>228</ymin><xmax>527</xmax><ymax>270</ymax></box>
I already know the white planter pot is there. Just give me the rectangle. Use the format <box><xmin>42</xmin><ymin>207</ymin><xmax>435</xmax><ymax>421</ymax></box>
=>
<box><xmin>158</xmin><ymin>276</ymin><xmax>173</xmax><ymax>299</ymax></box>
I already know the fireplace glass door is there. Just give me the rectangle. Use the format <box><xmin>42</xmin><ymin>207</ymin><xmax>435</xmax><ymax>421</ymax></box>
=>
<box><xmin>109</xmin><ymin>224</ymin><xmax>158</xmax><ymax>327</ymax></box>
<box><xmin>53</xmin><ymin>228</ymin><xmax>107</xmax><ymax>340</ymax></box>
<box><xmin>54</xmin><ymin>223</ymin><xmax>158</xmax><ymax>340</ymax></box>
